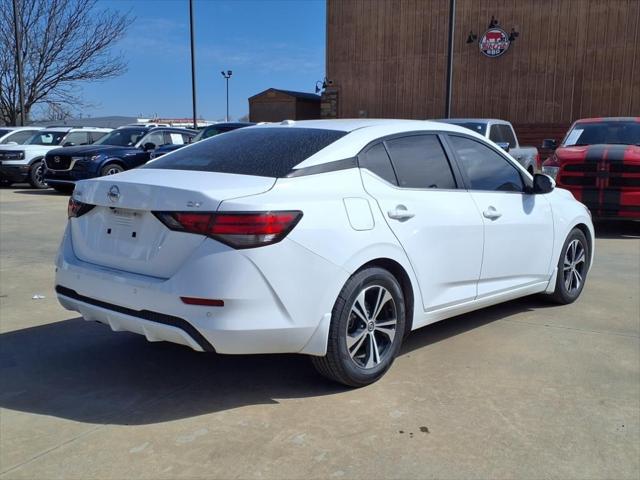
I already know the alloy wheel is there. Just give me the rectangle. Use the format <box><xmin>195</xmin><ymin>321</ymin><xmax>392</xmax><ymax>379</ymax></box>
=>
<box><xmin>563</xmin><ymin>239</ymin><xmax>586</xmax><ymax>293</ymax></box>
<box><xmin>33</xmin><ymin>162</ymin><xmax>46</xmax><ymax>187</ymax></box>
<box><xmin>346</xmin><ymin>285</ymin><xmax>398</xmax><ymax>369</ymax></box>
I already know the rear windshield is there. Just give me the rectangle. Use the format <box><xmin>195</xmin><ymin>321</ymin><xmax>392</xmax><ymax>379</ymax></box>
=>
<box><xmin>563</xmin><ymin>121</ymin><xmax>640</xmax><ymax>146</ymax></box>
<box><xmin>144</xmin><ymin>127</ymin><xmax>348</xmax><ymax>177</ymax></box>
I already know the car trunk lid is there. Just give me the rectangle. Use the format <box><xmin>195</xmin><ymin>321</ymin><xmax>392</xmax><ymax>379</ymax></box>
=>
<box><xmin>70</xmin><ymin>169</ymin><xmax>275</xmax><ymax>278</ymax></box>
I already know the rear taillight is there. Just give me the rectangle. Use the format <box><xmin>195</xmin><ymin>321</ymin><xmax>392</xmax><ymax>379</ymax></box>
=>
<box><xmin>153</xmin><ymin>211</ymin><xmax>303</xmax><ymax>249</ymax></box>
<box><xmin>68</xmin><ymin>198</ymin><xmax>95</xmax><ymax>218</ymax></box>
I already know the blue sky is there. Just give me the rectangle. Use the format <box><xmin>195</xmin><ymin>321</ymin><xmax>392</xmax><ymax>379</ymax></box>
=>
<box><xmin>80</xmin><ymin>0</ymin><xmax>326</xmax><ymax>121</ymax></box>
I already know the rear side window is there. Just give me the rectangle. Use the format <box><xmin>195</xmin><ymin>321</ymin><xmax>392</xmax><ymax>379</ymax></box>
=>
<box><xmin>145</xmin><ymin>127</ymin><xmax>347</xmax><ymax>177</ymax></box>
<box><xmin>448</xmin><ymin>135</ymin><xmax>524</xmax><ymax>192</ymax></box>
<box><xmin>359</xmin><ymin>143</ymin><xmax>397</xmax><ymax>185</ymax></box>
<box><xmin>384</xmin><ymin>135</ymin><xmax>457</xmax><ymax>189</ymax></box>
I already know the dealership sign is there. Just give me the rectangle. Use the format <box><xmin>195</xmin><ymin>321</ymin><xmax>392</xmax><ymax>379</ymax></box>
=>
<box><xmin>479</xmin><ymin>28</ymin><xmax>510</xmax><ymax>57</ymax></box>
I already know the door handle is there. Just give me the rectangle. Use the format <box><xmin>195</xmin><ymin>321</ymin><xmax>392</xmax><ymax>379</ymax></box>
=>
<box><xmin>483</xmin><ymin>206</ymin><xmax>502</xmax><ymax>220</ymax></box>
<box><xmin>387</xmin><ymin>205</ymin><xmax>415</xmax><ymax>221</ymax></box>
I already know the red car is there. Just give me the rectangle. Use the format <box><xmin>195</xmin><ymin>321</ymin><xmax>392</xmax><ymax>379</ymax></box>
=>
<box><xmin>542</xmin><ymin>117</ymin><xmax>640</xmax><ymax>219</ymax></box>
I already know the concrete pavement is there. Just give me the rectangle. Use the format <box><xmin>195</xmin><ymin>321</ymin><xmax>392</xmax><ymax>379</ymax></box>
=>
<box><xmin>1</xmin><ymin>185</ymin><xmax>638</xmax><ymax>479</ymax></box>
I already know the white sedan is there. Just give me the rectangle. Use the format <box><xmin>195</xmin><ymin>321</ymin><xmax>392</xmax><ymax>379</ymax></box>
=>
<box><xmin>56</xmin><ymin>119</ymin><xmax>594</xmax><ymax>386</ymax></box>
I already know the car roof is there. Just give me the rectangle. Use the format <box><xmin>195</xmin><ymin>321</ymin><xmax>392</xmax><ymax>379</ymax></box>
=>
<box><xmin>262</xmin><ymin>119</ymin><xmax>487</xmax><ymax>170</ymax></box>
<box><xmin>206</xmin><ymin>122</ymin><xmax>255</xmax><ymax>128</ymax></box>
<box><xmin>574</xmin><ymin>117</ymin><xmax>640</xmax><ymax>124</ymax></box>
<box><xmin>436</xmin><ymin>118</ymin><xmax>508</xmax><ymax>125</ymax></box>
<box><xmin>0</xmin><ymin>126</ymin><xmax>44</xmax><ymax>131</ymax></box>
<box><xmin>149</xmin><ymin>127</ymin><xmax>198</xmax><ymax>134</ymax></box>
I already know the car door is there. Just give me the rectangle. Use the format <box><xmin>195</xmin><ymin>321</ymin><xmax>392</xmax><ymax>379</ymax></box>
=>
<box><xmin>360</xmin><ymin>134</ymin><xmax>484</xmax><ymax>312</ymax></box>
<box><xmin>445</xmin><ymin>134</ymin><xmax>554</xmax><ymax>298</ymax></box>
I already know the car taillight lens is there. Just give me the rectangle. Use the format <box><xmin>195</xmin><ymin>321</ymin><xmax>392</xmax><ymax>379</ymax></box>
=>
<box><xmin>68</xmin><ymin>198</ymin><xmax>95</xmax><ymax>218</ymax></box>
<box><xmin>153</xmin><ymin>211</ymin><xmax>303</xmax><ymax>249</ymax></box>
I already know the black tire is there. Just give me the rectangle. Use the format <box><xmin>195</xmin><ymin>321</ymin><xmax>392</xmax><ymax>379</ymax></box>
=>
<box><xmin>311</xmin><ymin>267</ymin><xmax>406</xmax><ymax>387</ymax></box>
<box><xmin>53</xmin><ymin>185</ymin><xmax>74</xmax><ymax>194</ymax></box>
<box><xmin>28</xmin><ymin>160</ymin><xmax>47</xmax><ymax>189</ymax></box>
<box><xmin>100</xmin><ymin>162</ymin><xmax>124</xmax><ymax>177</ymax></box>
<box><xmin>550</xmin><ymin>228</ymin><xmax>590</xmax><ymax>304</ymax></box>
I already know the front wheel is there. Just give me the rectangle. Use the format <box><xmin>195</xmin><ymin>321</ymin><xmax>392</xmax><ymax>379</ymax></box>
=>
<box><xmin>311</xmin><ymin>267</ymin><xmax>406</xmax><ymax>387</ymax></box>
<box><xmin>28</xmin><ymin>160</ymin><xmax>47</xmax><ymax>189</ymax></box>
<box><xmin>550</xmin><ymin>228</ymin><xmax>590</xmax><ymax>304</ymax></box>
<box><xmin>100</xmin><ymin>163</ymin><xmax>124</xmax><ymax>177</ymax></box>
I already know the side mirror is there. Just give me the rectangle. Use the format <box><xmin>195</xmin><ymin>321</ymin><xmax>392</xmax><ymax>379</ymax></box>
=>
<box><xmin>542</xmin><ymin>138</ymin><xmax>557</xmax><ymax>150</ymax></box>
<box><xmin>496</xmin><ymin>142</ymin><xmax>510</xmax><ymax>152</ymax></box>
<box><xmin>143</xmin><ymin>142</ymin><xmax>156</xmax><ymax>151</ymax></box>
<box><xmin>533</xmin><ymin>173</ymin><xmax>555</xmax><ymax>194</ymax></box>
<box><xmin>63</xmin><ymin>142</ymin><xmax>75</xmax><ymax>147</ymax></box>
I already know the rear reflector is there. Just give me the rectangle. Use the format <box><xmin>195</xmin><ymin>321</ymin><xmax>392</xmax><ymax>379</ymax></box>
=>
<box><xmin>68</xmin><ymin>198</ymin><xmax>95</xmax><ymax>218</ymax></box>
<box><xmin>181</xmin><ymin>297</ymin><xmax>224</xmax><ymax>307</ymax></box>
<box><xmin>153</xmin><ymin>211</ymin><xmax>302</xmax><ymax>249</ymax></box>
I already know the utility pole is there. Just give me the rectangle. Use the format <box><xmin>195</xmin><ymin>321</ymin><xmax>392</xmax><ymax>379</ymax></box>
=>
<box><xmin>12</xmin><ymin>0</ymin><xmax>26</xmax><ymax>126</ymax></box>
<box><xmin>221</xmin><ymin>70</ymin><xmax>232</xmax><ymax>122</ymax></box>
<box><xmin>189</xmin><ymin>0</ymin><xmax>198</xmax><ymax>128</ymax></box>
<box><xmin>445</xmin><ymin>0</ymin><xmax>456</xmax><ymax>118</ymax></box>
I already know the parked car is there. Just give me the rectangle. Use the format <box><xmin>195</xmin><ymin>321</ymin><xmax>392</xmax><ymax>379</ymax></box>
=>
<box><xmin>150</xmin><ymin>122</ymin><xmax>255</xmax><ymax>159</ymax></box>
<box><xmin>0</xmin><ymin>127</ymin><xmax>111</xmax><ymax>188</ymax></box>
<box><xmin>437</xmin><ymin>118</ymin><xmax>539</xmax><ymax>174</ymax></box>
<box><xmin>56</xmin><ymin>119</ymin><xmax>593</xmax><ymax>387</ymax></box>
<box><xmin>0</xmin><ymin>126</ymin><xmax>44</xmax><ymax>145</ymax></box>
<box><xmin>542</xmin><ymin>117</ymin><xmax>640</xmax><ymax>219</ymax></box>
<box><xmin>44</xmin><ymin>126</ymin><xmax>197</xmax><ymax>193</ymax></box>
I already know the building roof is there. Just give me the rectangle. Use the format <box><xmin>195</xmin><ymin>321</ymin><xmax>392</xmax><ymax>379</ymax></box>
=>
<box><xmin>250</xmin><ymin>88</ymin><xmax>321</xmax><ymax>102</ymax></box>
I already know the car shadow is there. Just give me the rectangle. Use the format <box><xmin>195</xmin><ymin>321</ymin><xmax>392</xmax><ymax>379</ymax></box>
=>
<box><xmin>0</xmin><ymin>295</ymin><xmax>554</xmax><ymax>425</ymax></box>
<box><xmin>12</xmin><ymin>189</ymin><xmax>68</xmax><ymax>196</ymax></box>
<box><xmin>594</xmin><ymin>220</ymin><xmax>639</xmax><ymax>240</ymax></box>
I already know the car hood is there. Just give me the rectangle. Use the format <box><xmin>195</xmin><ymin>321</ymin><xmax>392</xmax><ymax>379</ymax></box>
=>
<box><xmin>555</xmin><ymin>144</ymin><xmax>640</xmax><ymax>162</ymax></box>
<box><xmin>46</xmin><ymin>145</ymin><xmax>140</xmax><ymax>157</ymax></box>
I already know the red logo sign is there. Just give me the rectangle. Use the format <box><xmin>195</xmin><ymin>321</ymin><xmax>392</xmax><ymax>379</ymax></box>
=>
<box><xmin>479</xmin><ymin>28</ymin><xmax>510</xmax><ymax>57</ymax></box>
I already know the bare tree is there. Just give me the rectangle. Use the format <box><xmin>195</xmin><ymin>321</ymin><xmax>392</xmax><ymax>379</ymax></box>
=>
<box><xmin>0</xmin><ymin>0</ymin><xmax>132</xmax><ymax>125</ymax></box>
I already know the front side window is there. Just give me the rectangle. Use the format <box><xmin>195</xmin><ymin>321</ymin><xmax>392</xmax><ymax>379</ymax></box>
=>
<box><xmin>95</xmin><ymin>128</ymin><xmax>148</xmax><ymax>146</ymax></box>
<box><xmin>500</xmin><ymin>125</ymin><xmax>517</xmax><ymax>147</ymax></box>
<box><xmin>145</xmin><ymin>127</ymin><xmax>347</xmax><ymax>177</ymax></box>
<box><xmin>448</xmin><ymin>135</ymin><xmax>524</xmax><ymax>192</ymax></box>
<box><xmin>384</xmin><ymin>134</ymin><xmax>457</xmax><ymax>189</ymax></box>
<box><xmin>489</xmin><ymin>125</ymin><xmax>505</xmax><ymax>144</ymax></box>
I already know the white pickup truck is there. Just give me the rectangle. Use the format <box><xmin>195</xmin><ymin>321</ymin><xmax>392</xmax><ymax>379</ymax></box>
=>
<box><xmin>437</xmin><ymin>118</ymin><xmax>539</xmax><ymax>174</ymax></box>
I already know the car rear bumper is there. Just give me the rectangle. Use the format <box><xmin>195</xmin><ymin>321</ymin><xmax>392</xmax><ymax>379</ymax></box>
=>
<box><xmin>55</xmin><ymin>225</ymin><xmax>348</xmax><ymax>355</ymax></box>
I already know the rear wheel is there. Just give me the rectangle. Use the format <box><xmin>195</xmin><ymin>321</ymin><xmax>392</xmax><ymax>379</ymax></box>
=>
<box><xmin>311</xmin><ymin>267</ymin><xmax>406</xmax><ymax>387</ymax></box>
<box><xmin>100</xmin><ymin>163</ymin><xmax>124</xmax><ymax>176</ymax></box>
<box><xmin>28</xmin><ymin>160</ymin><xmax>47</xmax><ymax>189</ymax></box>
<box><xmin>550</xmin><ymin>228</ymin><xmax>589</xmax><ymax>304</ymax></box>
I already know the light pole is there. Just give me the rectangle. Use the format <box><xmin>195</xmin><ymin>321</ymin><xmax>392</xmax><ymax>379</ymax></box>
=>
<box><xmin>221</xmin><ymin>70</ymin><xmax>232</xmax><ymax>122</ymax></box>
<box><xmin>189</xmin><ymin>0</ymin><xmax>197</xmax><ymax>129</ymax></box>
